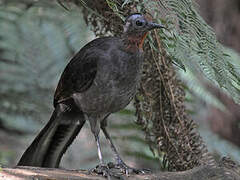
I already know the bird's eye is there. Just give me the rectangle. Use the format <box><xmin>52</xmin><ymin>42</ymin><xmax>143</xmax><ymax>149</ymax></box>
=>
<box><xmin>135</xmin><ymin>20</ymin><xmax>144</xmax><ymax>26</ymax></box>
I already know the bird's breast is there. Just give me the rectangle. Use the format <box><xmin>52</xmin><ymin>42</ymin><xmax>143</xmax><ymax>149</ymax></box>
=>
<box><xmin>98</xmin><ymin>52</ymin><xmax>143</xmax><ymax>112</ymax></box>
<box><xmin>74</xmin><ymin>42</ymin><xmax>143</xmax><ymax>114</ymax></box>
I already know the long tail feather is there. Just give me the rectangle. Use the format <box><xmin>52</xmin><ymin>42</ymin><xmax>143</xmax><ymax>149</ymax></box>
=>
<box><xmin>18</xmin><ymin>104</ymin><xmax>85</xmax><ymax>167</ymax></box>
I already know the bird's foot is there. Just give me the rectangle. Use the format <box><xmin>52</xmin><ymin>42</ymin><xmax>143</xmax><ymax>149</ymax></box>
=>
<box><xmin>90</xmin><ymin>163</ymin><xmax>123</xmax><ymax>179</ymax></box>
<box><xmin>109</xmin><ymin>161</ymin><xmax>151</xmax><ymax>175</ymax></box>
<box><xmin>90</xmin><ymin>163</ymin><xmax>110</xmax><ymax>177</ymax></box>
<box><xmin>89</xmin><ymin>162</ymin><xmax>151</xmax><ymax>178</ymax></box>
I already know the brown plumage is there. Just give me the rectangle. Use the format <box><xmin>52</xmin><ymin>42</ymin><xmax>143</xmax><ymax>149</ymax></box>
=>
<box><xmin>18</xmin><ymin>13</ymin><xmax>164</xmax><ymax>173</ymax></box>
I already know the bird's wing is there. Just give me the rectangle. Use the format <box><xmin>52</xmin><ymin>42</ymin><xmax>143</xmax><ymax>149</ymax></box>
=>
<box><xmin>53</xmin><ymin>49</ymin><xmax>98</xmax><ymax>107</ymax></box>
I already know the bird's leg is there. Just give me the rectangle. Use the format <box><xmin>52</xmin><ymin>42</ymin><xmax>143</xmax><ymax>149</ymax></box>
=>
<box><xmin>89</xmin><ymin>117</ymin><xmax>104</xmax><ymax>165</ymax></box>
<box><xmin>88</xmin><ymin>119</ymin><xmax>113</xmax><ymax>178</ymax></box>
<box><xmin>101</xmin><ymin>126</ymin><xmax>124</xmax><ymax>165</ymax></box>
<box><xmin>101</xmin><ymin>126</ymin><xmax>150</xmax><ymax>175</ymax></box>
<box><xmin>100</xmin><ymin>118</ymin><xmax>125</xmax><ymax>165</ymax></box>
<box><xmin>95</xmin><ymin>134</ymin><xmax>104</xmax><ymax>165</ymax></box>
<box><xmin>92</xmin><ymin>133</ymin><xmax>130</xmax><ymax>179</ymax></box>
<box><xmin>91</xmin><ymin>133</ymin><xmax>115</xmax><ymax>179</ymax></box>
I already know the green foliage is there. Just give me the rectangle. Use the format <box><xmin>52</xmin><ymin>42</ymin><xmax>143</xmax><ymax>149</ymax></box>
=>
<box><xmin>0</xmin><ymin>1</ymin><xmax>92</xmax><ymax>132</ymax></box>
<box><xmin>179</xmin><ymin>47</ymin><xmax>240</xmax><ymax>109</ymax></box>
<box><xmin>150</xmin><ymin>0</ymin><xmax>240</xmax><ymax>103</ymax></box>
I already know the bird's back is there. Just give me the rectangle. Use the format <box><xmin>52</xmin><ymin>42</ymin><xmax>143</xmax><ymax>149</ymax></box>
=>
<box><xmin>54</xmin><ymin>36</ymin><xmax>143</xmax><ymax>114</ymax></box>
<box><xmin>54</xmin><ymin>37</ymin><xmax>120</xmax><ymax>106</ymax></box>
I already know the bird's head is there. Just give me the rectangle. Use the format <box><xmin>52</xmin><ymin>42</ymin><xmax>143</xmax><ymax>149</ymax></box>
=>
<box><xmin>123</xmin><ymin>13</ymin><xmax>164</xmax><ymax>51</ymax></box>
<box><xmin>123</xmin><ymin>13</ymin><xmax>164</xmax><ymax>34</ymax></box>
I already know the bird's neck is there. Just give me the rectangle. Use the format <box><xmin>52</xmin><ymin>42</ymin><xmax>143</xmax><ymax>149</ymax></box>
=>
<box><xmin>122</xmin><ymin>32</ymin><xmax>148</xmax><ymax>53</ymax></box>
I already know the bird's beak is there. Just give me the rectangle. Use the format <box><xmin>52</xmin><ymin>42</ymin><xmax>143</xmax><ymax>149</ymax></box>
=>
<box><xmin>147</xmin><ymin>22</ymin><xmax>165</xmax><ymax>30</ymax></box>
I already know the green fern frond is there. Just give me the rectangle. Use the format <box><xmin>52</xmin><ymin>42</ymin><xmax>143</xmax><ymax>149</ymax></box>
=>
<box><xmin>149</xmin><ymin>0</ymin><xmax>240</xmax><ymax>103</ymax></box>
<box><xmin>0</xmin><ymin>2</ymin><xmax>90</xmax><ymax>131</ymax></box>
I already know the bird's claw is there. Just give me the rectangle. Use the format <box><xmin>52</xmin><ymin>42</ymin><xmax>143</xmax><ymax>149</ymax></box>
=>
<box><xmin>109</xmin><ymin>161</ymin><xmax>151</xmax><ymax>175</ymax></box>
<box><xmin>89</xmin><ymin>162</ymin><xmax>151</xmax><ymax>178</ymax></box>
<box><xmin>89</xmin><ymin>163</ymin><xmax>110</xmax><ymax>176</ymax></box>
<box><xmin>90</xmin><ymin>163</ymin><xmax>126</xmax><ymax>179</ymax></box>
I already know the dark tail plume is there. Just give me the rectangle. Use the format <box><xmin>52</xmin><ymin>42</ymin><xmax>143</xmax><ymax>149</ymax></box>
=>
<box><xmin>18</xmin><ymin>102</ymin><xmax>85</xmax><ymax>167</ymax></box>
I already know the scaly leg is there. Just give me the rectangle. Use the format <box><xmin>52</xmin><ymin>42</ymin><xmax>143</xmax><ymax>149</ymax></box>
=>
<box><xmin>101</xmin><ymin>126</ymin><xmax>125</xmax><ymax>165</ymax></box>
<box><xmin>101</xmin><ymin>125</ymin><xmax>150</xmax><ymax>175</ymax></box>
<box><xmin>88</xmin><ymin>118</ymin><xmax>112</xmax><ymax>178</ymax></box>
<box><xmin>95</xmin><ymin>134</ymin><xmax>103</xmax><ymax>164</ymax></box>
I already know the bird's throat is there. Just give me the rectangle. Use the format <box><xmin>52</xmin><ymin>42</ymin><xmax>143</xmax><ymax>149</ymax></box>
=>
<box><xmin>123</xmin><ymin>32</ymin><xmax>148</xmax><ymax>52</ymax></box>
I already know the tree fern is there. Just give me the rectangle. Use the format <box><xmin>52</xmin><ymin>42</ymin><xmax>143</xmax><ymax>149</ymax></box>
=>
<box><xmin>151</xmin><ymin>0</ymin><xmax>240</xmax><ymax>103</ymax></box>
